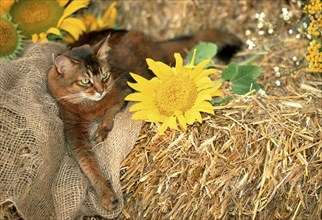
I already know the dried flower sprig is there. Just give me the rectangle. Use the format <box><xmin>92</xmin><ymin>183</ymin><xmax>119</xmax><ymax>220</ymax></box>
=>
<box><xmin>304</xmin><ymin>0</ymin><xmax>322</xmax><ymax>72</ymax></box>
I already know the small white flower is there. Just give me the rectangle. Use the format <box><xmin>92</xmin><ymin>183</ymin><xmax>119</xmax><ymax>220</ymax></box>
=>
<box><xmin>268</xmin><ymin>28</ymin><xmax>274</xmax><ymax>34</ymax></box>
<box><xmin>257</xmin><ymin>22</ymin><xmax>264</xmax><ymax>29</ymax></box>
<box><xmin>303</xmin><ymin>22</ymin><xmax>308</xmax><ymax>29</ymax></box>
<box><xmin>245</xmin><ymin>29</ymin><xmax>251</xmax><ymax>36</ymax></box>
<box><xmin>258</xmin><ymin>89</ymin><xmax>266</xmax><ymax>96</ymax></box>
<box><xmin>273</xmin><ymin>67</ymin><xmax>280</xmax><ymax>72</ymax></box>
<box><xmin>297</xmin><ymin>1</ymin><xmax>302</xmax><ymax>8</ymax></box>
<box><xmin>275</xmin><ymin>80</ymin><xmax>281</xmax><ymax>86</ymax></box>
<box><xmin>282</xmin><ymin>8</ymin><xmax>293</xmax><ymax>21</ymax></box>
<box><xmin>288</xmin><ymin>29</ymin><xmax>293</xmax><ymax>35</ymax></box>
<box><xmin>274</xmin><ymin>67</ymin><xmax>281</xmax><ymax>77</ymax></box>
<box><xmin>296</xmin><ymin>34</ymin><xmax>301</xmax><ymax>39</ymax></box>
<box><xmin>255</xmin><ymin>12</ymin><xmax>265</xmax><ymax>19</ymax></box>
<box><xmin>258</xmin><ymin>30</ymin><xmax>265</xmax><ymax>35</ymax></box>
<box><xmin>292</xmin><ymin>56</ymin><xmax>297</xmax><ymax>61</ymax></box>
<box><xmin>246</xmin><ymin>39</ymin><xmax>256</xmax><ymax>50</ymax></box>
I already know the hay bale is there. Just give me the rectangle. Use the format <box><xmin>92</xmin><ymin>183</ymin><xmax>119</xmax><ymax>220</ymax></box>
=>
<box><xmin>120</xmin><ymin>84</ymin><xmax>321</xmax><ymax>219</ymax></box>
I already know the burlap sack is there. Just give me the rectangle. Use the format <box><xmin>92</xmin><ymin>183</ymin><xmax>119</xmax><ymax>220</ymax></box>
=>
<box><xmin>0</xmin><ymin>42</ymin><xmax>142</xmax><ymax>219</ymax></box>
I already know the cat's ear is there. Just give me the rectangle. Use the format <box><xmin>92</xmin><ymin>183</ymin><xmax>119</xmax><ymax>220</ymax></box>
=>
<box><xmin>95</xmin><ymin>36</ymin><xmax>111</xmax><ymax>61</ymax></box>
<box><xmin>54</xmin><ymin>55</ymin><xmax>73</xmax><ymax>75</ymax></box>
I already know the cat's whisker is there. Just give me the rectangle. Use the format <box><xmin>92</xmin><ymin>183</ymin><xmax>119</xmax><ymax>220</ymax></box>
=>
<box><xmin>105</xmin><ymin>77</ymin><xmax>120</xmax><ymax>93</ymax></box>
<box><xmin>57</xmin><ymin>93</ymin><xmax>86</xmax><ymax>101</ymax></box>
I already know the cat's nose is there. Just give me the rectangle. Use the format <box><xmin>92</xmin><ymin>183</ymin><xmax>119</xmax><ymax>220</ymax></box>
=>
<box><xmin>97</xmin><ymin>90</ymin><xmax>104</xmax><ymax>96</ymax></box>
<box><xmin>94</xmin><ymin>84</ymin><xmax>104</xmax><ymax>95</ymax></box>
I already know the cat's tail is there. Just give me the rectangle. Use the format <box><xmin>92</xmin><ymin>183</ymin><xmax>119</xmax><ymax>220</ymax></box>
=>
<box><xmin>158</xmin><ymin>29</ymin><xmax>243</xmax><ymax>65</ymax></box>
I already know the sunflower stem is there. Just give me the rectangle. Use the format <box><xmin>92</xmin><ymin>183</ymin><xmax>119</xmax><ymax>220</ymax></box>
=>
<box><xmin>238</xmin><ymin>53</ymin><xmax>264</xmax><ymax>66</ymax></box>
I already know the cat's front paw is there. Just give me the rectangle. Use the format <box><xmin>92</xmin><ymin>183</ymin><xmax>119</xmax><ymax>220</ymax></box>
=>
<box><xmin>98</xmin><ymin>186</ymin><xmax>119</xmax><ymax>210</ymax></box>
<box><xmin>99</xmin><ymin>190</ymin><xmax>118</xmax><ymax>210</ymax></box>
<box><xmin>95</xmin><ymin>121</ymin><xmax>114</xmax><ymax>143</ymax></box>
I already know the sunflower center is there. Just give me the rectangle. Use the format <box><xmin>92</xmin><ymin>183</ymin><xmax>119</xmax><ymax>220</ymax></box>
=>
<box><xmin>0</xmin><ymin>18</ymin><xmax>18</xmax><ymax>57</ymax></box>
<box><xmin>155</xmin><ymin>75</ymin><xmax>197</xmax><ymax>116</ymax></box>
<box><xmin>10</xmin><ymin>0</ymin><xmax>64</xmax><ymax>38</ymax></box>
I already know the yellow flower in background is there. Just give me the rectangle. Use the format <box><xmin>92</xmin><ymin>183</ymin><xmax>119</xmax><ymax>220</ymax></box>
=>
<box><xmin>306</xmin><ymin>40</ymin><xmax>322</xmax><ymax>72</ymax></box>
<box><xmin>82</xmin><ymin>2</ymin><xmax>117</xmax><ymax>32</ymax></box>
<box><xmin>125</xmin><ymin>51</ymin><xmax>223</xmax><ymax>134</ymax></box>
<box><xmin>304</xmin><ymin>0</ymin><xmax>322</xmax><ymax>72</ymax></box>
<box><xmin>9</xmin><ymin>0</ymin><xmax>89</xmax><ymax>42</ymax></box>
<box><xmin>0</xmin><ymin>0</ymin><xmax>14</xmax><ymax>16</ymax></box>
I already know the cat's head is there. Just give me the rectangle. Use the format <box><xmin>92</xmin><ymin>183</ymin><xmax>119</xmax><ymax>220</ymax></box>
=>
<box><xmin>51</xmin><ymin>38</ymin><xmax>113</xmax><ymax>103</ymax></box>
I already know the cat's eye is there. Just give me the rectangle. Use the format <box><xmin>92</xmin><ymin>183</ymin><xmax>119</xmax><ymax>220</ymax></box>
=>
<box><xmin>80</xmin><ymin>78</ymin><xmax>90</xmax><ymax>85</ymax></box>
<box><xmin>101</xmin><ymin>71</ymin><xmax>110</xmax><ymax>80</ymax></box>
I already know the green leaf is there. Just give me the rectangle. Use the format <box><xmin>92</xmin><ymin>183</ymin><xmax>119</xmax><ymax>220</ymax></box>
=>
<box><xmin>184</xmin><ymin>42</ymin><xmax>217</xmax><ymax>66</ymax></box>
<box><xmin>211</xmin><ymin>96</ymin><xmax>232</xmax><ymax>106</ymax></box>
<box><xmin>221</xmin><ymin>63</ymin><xmax>261</xmax><ymax>95</ymax></box>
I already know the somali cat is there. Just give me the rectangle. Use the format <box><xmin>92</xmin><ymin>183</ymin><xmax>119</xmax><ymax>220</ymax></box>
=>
<box><xmin>47</xmin><ymin>29</ymin><xmax>242</xmax><ymax>210</ymax></box>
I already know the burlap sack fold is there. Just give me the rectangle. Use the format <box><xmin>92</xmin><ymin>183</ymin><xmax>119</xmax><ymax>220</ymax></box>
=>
<box><xmin>0</xmin><ymin>42</ymin><xmax>142</xmax><ymax>219</ymax></box>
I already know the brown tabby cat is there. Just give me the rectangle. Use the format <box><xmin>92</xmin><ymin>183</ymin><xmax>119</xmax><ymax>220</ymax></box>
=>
<box><xmin>47</xmin><ymin>29</ymin><xmax>242</xmax><ymax>210</ymax></box>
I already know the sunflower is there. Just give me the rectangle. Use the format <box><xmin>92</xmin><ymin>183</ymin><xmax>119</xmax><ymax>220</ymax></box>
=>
<box><xmin>0</xmin><ymin>14</ymin><xmax>23</xmax><ymax>59</ymax></box>
<box><xmin>8</xmin><ymin>0</ymin><xmax>89</xmax><ymax>42</ymax></box>
<box><xmin>125</xmin><ymin>51</ymin><xmax>223</xmax><ymax>134</ymax></box>
<box><xmin>82</xmin><ymin>2</ymin><xmax>117</xmax><ymax>32</ymax></box>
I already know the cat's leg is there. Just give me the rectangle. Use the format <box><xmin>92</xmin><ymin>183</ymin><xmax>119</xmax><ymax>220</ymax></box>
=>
<box><xmin>95</xmin><ymin>99</ymin><xmax>126</xmax><ymax>142</ymax></box>
<box><xmin>63</xmin><ymin>114</ymin><xmax>118</xmax><ymax>210</ymax></box>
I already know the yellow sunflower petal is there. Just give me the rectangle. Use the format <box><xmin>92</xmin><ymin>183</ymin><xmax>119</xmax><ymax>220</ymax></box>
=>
<box><xmin>196</xmin><ymin>77</ymin><xmax>214</xmax><ymax>90</ymax></box>
<box><xmin>96</xmin><ymin>19</ymin><xmax>105</xmax><ymax>30</ymax></box>
<box><xmin>62</xmin><ymin>34</ymin><xmax>76</xmax><ymax>44</ymax></box>
<box><xmin>195</xmin><ymin>59</ymin><xmax>211</xmax><ymax>71</ymax></box>
<box><xmin>158</xmin><ymin>121</ymin><xmax>169</xmax><ymax>135</ymax></box>
<box><xmin>128</xmin><ymin>73</ymin><xmax>159</xmax><ymax>92</ymax></box>
<box><xmin>188</xmin><ymin>49</ymin><xmax>197</xmax><ymax>66</ymax></box>
<box><xmin>184</xmin><ymin>110</ymin><xmax>197</xmax><ymax>124</ymax></box>
<box><xmin>58</xmin><ymin>0</ymin><xmax>90</xmax><ymax>26</ymax></box>
<box><xmin>106</xmin><ymin>7</ymin><xmax>116</xmax><ymax>27</ymax></box>
<box><xmin>195</xmin><ymin>101</ymin><xmax>214</xmax><ymax>114</ymax></box>
<box><xmin>198</xmin><ymin>88</ymin><xmax>218</xmax><ymax>98</ymax></box>
<box><xmin>196</xmin><ymin>113</ymin><xmax>202</xmax><ymax>123</ymax></box>
<box><xmin>128</xmin><ymin>82</ymin><xmax>149</xmax><ymax>93</ymax></box>
<box><xmin>212</xmin><ymin>81</ymin><xmax>222</xmax><ymax>90</ymax></box>
<box><xmin>132</xmin><ymin>110</ymin><xmax>149</xmax><ymax>120</ymax></box>
<box><xmin>129</xmin><ymin>101</ymin><xmax>157</xmax><ymax>112</ymax></box>
<box><xmin>125</xmin><ymin>92</ymin><xmax>146</xmax><ymax>101</ymax></box>
<box><xmin>102</xmin><ymin>2</ymin><xmax>117</xmax><ymax>24</ymax></box>
<box><xmin>38</xmin><ymin>33</ymin><xmax>49</xmax><ymax>42</ymax></box>
<box><xmin>129</xmin><ymin>103</ymin><xmax>146</xmax><ymax>112</ymax></box>
<box><xmin>31</xmin><ymin>34</ymin><xmax>39</xmax><ymax>43</ymax></box>
<box><xmin>177</xmin><ymin>114</ymin><xmax>187</xmax><ymax>130</ymax></box>
<box><xmin>191</xmin><ymin>68</ymin><xmax>215</xmax><ymax>81</ymax></box>
<box><xmin>167</xmin><ymin>116</ymin><xmax>178</xmax><ymax>130</ymax></box>
<box><xmin>211</xmin><ymin>89</ymin><xmax>224</xmax><ymax>97</ymax></box>
<box><xmin>195</xmin><ymin>93</ymin><xmax>212</xmax><ymax>103</ymax></box>
<box><xmin>195</xmin><ymin>110</ymin><xmax>202</xmax><ymax>123</ymax></box>
<box><xmin>89</xmin><ymin>22</ymin><xmax>99</xmax><ymax>32</ymax></box>
<box><xmin>174</xmin><ymin>53</ymin><xmax>184</xmax><ymax>73</ymax></box>
<box><xmin>46</xmin><ymin>27</ymin><xmax>61</xmax><ymax>36</ymax></box>
<box><xmin>146</xmin><ymin>58</ymin><xmax>174</xmax><ymax>80</ymax></box>
<box><xmin>59</xmin><ymin>18</ymin><xmax>85</xmax><ymax>40</ymax></box>
<box><xmin>147</xmin><ymin>112</ymin><xmax>167</xmax><ymax>122</ymax></box>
